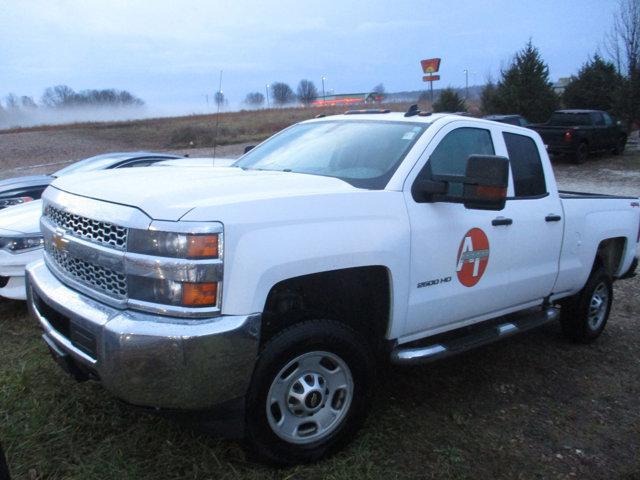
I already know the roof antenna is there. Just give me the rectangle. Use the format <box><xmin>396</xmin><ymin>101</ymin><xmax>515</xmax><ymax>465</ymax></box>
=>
<box><xmin>212</xmin><ymin>69</ymin><xmax>223</xmax><ymax>166</ymax></box>
<box><xmin>404</xmin><ymin>104</ymin><xmax>419</xmax><ymax>117</ymax></box>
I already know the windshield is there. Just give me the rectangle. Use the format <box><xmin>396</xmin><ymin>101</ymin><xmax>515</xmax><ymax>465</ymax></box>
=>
<box><xmin>235</xmin><ymin>120</ymin><xmax>428</xmax><ymax>189</ymax></box>
<box><xmin>53</xmin><ymin>153</ymin><xmax>136</xmax><ymax>177</ymax></box>
<box><xmin>549</xmin><ymin>113</ymin><xmax>592</xmax><ymax>127</ymax></box>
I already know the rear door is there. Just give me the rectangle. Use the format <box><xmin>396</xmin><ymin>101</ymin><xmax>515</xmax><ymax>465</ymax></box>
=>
<box><xmin>497</xmin><ymin>130</ymin><xmax>563</xmax><ymax>305</ymax></box>
<box><xmin>601</xmin><ymin>112</ymin><xmax>617</xmax><ymax>149</ymax></box>
<box><xmin>590</xmin><ymin>112</ymin><xmax>607</xmax><ymax>150</ymax></box>
<box><xmin>403</xmin><ymin>121</ymin><xmax>518</xmax><ymax>338</ymax></box>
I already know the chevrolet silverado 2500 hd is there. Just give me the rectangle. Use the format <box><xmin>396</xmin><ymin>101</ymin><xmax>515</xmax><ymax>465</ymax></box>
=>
<box><xmin>26</xmin><ymin>111</ymin><xmax>639</xmax><ymax>464</ymax></box>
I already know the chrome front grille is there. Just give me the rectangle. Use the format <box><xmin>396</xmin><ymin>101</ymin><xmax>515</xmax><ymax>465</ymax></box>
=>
<box><xmin>44</xmin><ymin>204</ymin><xmax>128</xmax><ymax>250</ymax></box>
<box><xmin>45</xmin><ymin>244</ymin><xmax>127</xmax><ymax>299</ymax></box>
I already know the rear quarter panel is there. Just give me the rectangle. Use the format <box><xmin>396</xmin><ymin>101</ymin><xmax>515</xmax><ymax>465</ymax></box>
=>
<box><xmin>554</xmin><ymin>197</ymin><xmax>639</xmax><ymax>297</ymax></box>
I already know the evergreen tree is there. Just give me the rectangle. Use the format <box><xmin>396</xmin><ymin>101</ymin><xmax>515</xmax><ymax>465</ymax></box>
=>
<box><xmin>433</xmin><ymin>88</ymin><xmax>467</xmax><ymax>112</ymax></box>
<box><xmin>563</xmin><ymin>55</ymin><xmax>623</xmax><ymax>114</ymax></box>
<box><xmin>492</xmin><ymin>41</ymin><xmax>559</xmax><ymax>122</ymax></box>
<box><xmin>480</xmin><ymin>80</ymin><xmax>500</xmax><ymax>114</ymax></box>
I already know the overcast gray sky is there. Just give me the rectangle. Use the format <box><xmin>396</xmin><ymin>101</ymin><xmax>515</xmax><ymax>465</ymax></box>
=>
<box><xmin>0</xmin><ymin>0</ymin><xmax>618</xmax><ymax>115</ymax></box>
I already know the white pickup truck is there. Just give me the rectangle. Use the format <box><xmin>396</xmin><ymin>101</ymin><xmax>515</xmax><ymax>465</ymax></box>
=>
<box><xmin>26</xmin><ymin>111</ymin><xmax>639</xmax><ymax>464</ymax></box>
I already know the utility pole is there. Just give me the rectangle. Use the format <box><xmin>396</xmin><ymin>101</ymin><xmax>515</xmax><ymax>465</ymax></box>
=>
<box><xmin>213</xmin><ymin>70</ymin><xmax>223</xmax><ymax>159</ymax></box>
<box><xmin>321</xmin><ymin>76</ymin><xmax>326</xmax><ymax>104</ymax></box>
<box><xmin>265</xmin><ymin>84</ymin><xmax>270</xmax><ymax>109</ymax></box>
<box><xmin>463</xmin><ymin>69</ymin><xmax>469</xmax><ymax>98</ymax></box>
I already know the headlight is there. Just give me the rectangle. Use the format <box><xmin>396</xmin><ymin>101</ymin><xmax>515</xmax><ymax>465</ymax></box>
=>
<box><xmin>128</xmin><ymin>277</ymin><xmax>218</xmax><ymax>307</ymax></box>
<box><xmin>126</xmin><ymin>222</ymin><xmax>223</xmax><ymax>312</ymax></box>
<box><xmin>0</xmin><ymin>235</ymin><xmax>44</xmax><ymax>253</ymax></box>
<box><xmin>128</xmin><ymin>230</ymin><xmax>220</xmax><ymax>259</ymax></box>
<box><xmin>0</xmin><ymin>196</ymin><xmax>33</xmax><ymax>209</ymax></box>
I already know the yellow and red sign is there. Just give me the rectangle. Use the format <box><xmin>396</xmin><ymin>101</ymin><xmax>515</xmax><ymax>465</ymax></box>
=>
<box><xmin>422</xmin><ymin>75</ymin><xmax>440</xmax><ymax>82</ymax></box>
<box><xmin>420</xmin><ymin>58</ymin><xmax>441</xmax><ymax>74</ymax></box>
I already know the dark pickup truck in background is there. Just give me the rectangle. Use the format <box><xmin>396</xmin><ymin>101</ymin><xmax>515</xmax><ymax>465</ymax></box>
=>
<box><xmin>530</xmin><ymin>109</ymin><xmax>627</xmax><ymax>163</ymax></box>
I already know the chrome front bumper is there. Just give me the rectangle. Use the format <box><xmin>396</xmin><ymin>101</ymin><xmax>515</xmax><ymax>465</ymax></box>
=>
<box><xmin>26</xmin><ymin>259</ymin><xmax>261</xmax><ymax>410</ymax></box>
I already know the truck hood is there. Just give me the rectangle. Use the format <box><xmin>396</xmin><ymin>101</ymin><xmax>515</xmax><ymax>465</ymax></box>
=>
<box><xmin>50</xmin><ymin>166</ymin><xmax>358</xmax><ymax>221</ymax></box>
<box><xmin>0</xmin><ymin>199</ymin><xmax>42</xmax><ymax>234</ymax></box>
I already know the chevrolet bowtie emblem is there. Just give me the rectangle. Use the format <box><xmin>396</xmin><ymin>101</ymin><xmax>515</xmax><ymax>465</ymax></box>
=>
<box><xmin>52</xmin><ymin>229</ymin><xmax>69</xmax><ymax>252</ymax></box>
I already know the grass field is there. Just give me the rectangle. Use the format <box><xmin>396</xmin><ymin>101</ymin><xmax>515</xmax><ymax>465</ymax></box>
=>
<box><xmin>2</xmin><ymin>276</ymin><xmax>639</xmax><ymax>479</ymax></box>
<box><xmin>0</xmin><ymin>121</ymin><xmax>639</xmax><ymax>479</ymax></box>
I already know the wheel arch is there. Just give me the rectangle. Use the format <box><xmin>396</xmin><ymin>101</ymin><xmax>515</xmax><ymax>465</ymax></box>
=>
<box><xmin>594</xmin><ymin>236</ymin><xmax>627</xmax><ymax>277</ymax></box>
<box><xmin>259</xmin><ymin>265</ymin><xmax>393</xmax><ymax>354</ymax></box>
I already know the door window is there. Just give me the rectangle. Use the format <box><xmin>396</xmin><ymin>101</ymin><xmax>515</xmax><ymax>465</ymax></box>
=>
<box><xmin>503</xmin><ymin>132</ymin><xmax>546</xmax><ymax>197</ymax></box>
<box><xmin>591</xmin><ymin>112</ymin><xmax>605</xmax><ymax>126</ymax></box>
<box><xmin>427</xmin><ymin>127</ymin><xmax>495</xmax><ymax>178</ymax></box>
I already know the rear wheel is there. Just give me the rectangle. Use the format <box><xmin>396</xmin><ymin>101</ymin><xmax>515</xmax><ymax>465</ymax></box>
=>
<box><xmin>245</xmin><ymin>320</ymin><xmax>374</xmax><ymax>465</ymax></box>
<box><xmin>572</xmin><ymin>142</ymin><xmax>588</xmax><ymax>164</ymax></box>
<box><xmin>560</xmin><ymin>266</ymin><xmax>613</xmax><ymax>343</ymax></box>
<box><xmin>612</xmin><ymin>136</ymin><xmax>626</xmax><ymax>155</ymax></box>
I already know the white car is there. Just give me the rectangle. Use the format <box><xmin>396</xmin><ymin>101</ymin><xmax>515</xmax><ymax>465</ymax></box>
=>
<box><xmin>0</xmin><ymin>200</ymin><xmax>42</xmax><ymax>299</ymax></box>
<box><xmin>0</xmin><ymin>157</ymin><xmax>237</xmax><ymax>300</ymax></box>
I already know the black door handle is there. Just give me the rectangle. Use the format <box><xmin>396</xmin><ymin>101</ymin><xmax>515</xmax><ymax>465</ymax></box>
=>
<box><xmin>492</xmin><ymin>217</ymin><xmax>513</xmax><ymax>226</ymax></box>
<box><xmin>545</xmin><ymin>214</ymin><xmax>562</xmax><ymax>222</ymax></box>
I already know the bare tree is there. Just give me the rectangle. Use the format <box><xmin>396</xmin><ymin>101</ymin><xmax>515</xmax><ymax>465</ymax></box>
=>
<box><xmin>604</xmin><ymin>0</ymin><xmax>640</xmax><ymax>126</ymax></box>
<box><xmin>41</xmin><ymin>84</ymin><xmax>77</xmax><ymax>107</ymax></box>
<box><xmin>296</xmin><ymin>79</ymin><xmax>318</xmax><ymax>105</ymax></box>
<box><xmin>372</xmin><ymin>83</ymin><xmax>385</xmax><ymax>94</ymax></box>
<box><xmin>244</xmin><ymin>92</ymin><xmax>265</xmax><ymax>107</ymax></box>
<box><xmin>605</xmin><ymin>0</ymin><xmax>640</xmax><ymax>75</ymax></box>
<box><xmin>4</xmin><ymin>93</ymin><xmax>20</xmax><ymax>110</ymax></box>
<box><xmin>271</xmin><ymin>82</ymin><xmax>295</xmax><ymax>105</ymax></box>
<box><xmin>21</xmin><ymin>96</ymin><xmax>37</xmax><ymax>109</ymax></box>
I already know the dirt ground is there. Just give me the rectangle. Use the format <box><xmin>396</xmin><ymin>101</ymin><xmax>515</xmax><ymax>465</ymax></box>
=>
<box><xmin>0</xmin><ymin>125</ymin><xmax>638</xmax><ymax>479</ymax></box>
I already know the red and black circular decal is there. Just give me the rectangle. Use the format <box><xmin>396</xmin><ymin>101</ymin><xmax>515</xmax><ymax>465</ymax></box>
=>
<box><xmin>456</xmin><ymin>228</ymin><xmax>490</xmax><ymax>287</ymax></box>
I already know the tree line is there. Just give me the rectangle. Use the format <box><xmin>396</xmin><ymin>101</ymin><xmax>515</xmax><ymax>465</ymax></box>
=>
<box><xmin>433</xmin><ymin>0</ymin><xmax>639</xmax><ymax>128</ymax></box>
<box><xmin>0</xmin><ymin>85</ymin><xmax>144</xmax><ymax>117</ymax></box>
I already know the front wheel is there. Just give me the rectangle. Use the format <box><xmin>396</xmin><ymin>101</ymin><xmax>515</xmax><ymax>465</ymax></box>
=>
<box><xmin>245</xmin><ymin>320</ymin><xmax>374</xmax><ymax>465</ymax></box>
<box><xmin>560</xmin><ymin>266</ymin><xmax>613</xmax><ymax>343</ymax></box>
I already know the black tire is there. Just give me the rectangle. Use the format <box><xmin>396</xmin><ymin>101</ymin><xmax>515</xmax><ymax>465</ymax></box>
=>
<box><xmin>612</xmin><ymin>136</ymin><xmax>626</xmax><ymax>155</ymax></box>
<box><xmin>245</xmin><ymin>320</ymin><xmax>374</xmax><ymax>465</ymax></box>
<box><xmin>572</xmin><ymin>142</ymin><xmax>588</xmax><ymax>164</ymax></box>
<box><xmin>560</xmin><ymin>266</ymin><xmax>613</xmax><ymax>343</ymax></box>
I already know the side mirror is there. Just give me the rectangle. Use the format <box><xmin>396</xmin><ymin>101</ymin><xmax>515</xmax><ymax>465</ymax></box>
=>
<box><xmin>462</xmin><ymin>155</ymin><xmax>509</xmax><ymax>210</ymax></box>
<box><xmin>244</xmin><ymin>145</ymin><xmax>255</xmax><ymax>154</ymax></box>
<box><xmin>413</xmin><ymin>154</ymin><xmax>509</xmax><ymax>211</ymax></box>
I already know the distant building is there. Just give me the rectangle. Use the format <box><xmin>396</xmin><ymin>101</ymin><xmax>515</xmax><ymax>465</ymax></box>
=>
<box><xmin>311</xmin><ymin>92</ymin><xmax>383</xmax><ymax>107</ymax></box>
<box><xmin>553</xmin><ymin>77</ymin><xmax>572</xmax><ymax>95</ymax></box>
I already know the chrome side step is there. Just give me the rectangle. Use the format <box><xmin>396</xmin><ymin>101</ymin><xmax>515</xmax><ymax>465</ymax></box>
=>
<box><xmin>391</xmin><ymin>307</ymin><xmax>559</xmax><ymax>365</ymax></box>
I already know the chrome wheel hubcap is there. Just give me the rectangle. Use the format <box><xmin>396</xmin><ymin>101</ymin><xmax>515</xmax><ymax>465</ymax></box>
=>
<box><xmin>266</xmin><ymin>351</ymin><xmax>353</xmax><ymax>444</ymax></box>
<box><xmin>588</xmin><ymin>282</ymin><xmax>609</xmax><ymax>330</ymax></box>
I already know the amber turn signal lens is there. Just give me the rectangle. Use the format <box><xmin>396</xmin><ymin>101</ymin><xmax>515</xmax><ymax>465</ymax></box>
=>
<box><xmin>475</xmin><ymin>185</ymin><xmax>507</xmax><ymax>200</ymax></box>
<box><xmin>187</xmin><ymin>234</ymin><xmax>219</xmax><ymax>258</ymax></box>
<box><xmin>182</xmin><ymin>282</ymin><xmax>217</xmax><ymax>306</ymax></box>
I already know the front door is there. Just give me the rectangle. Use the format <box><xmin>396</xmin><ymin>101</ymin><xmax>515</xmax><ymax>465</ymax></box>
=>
<box><xmin>402</xmin><ymin>122</ymin><xmax>517</xmax><ymax>340</ymax></box>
